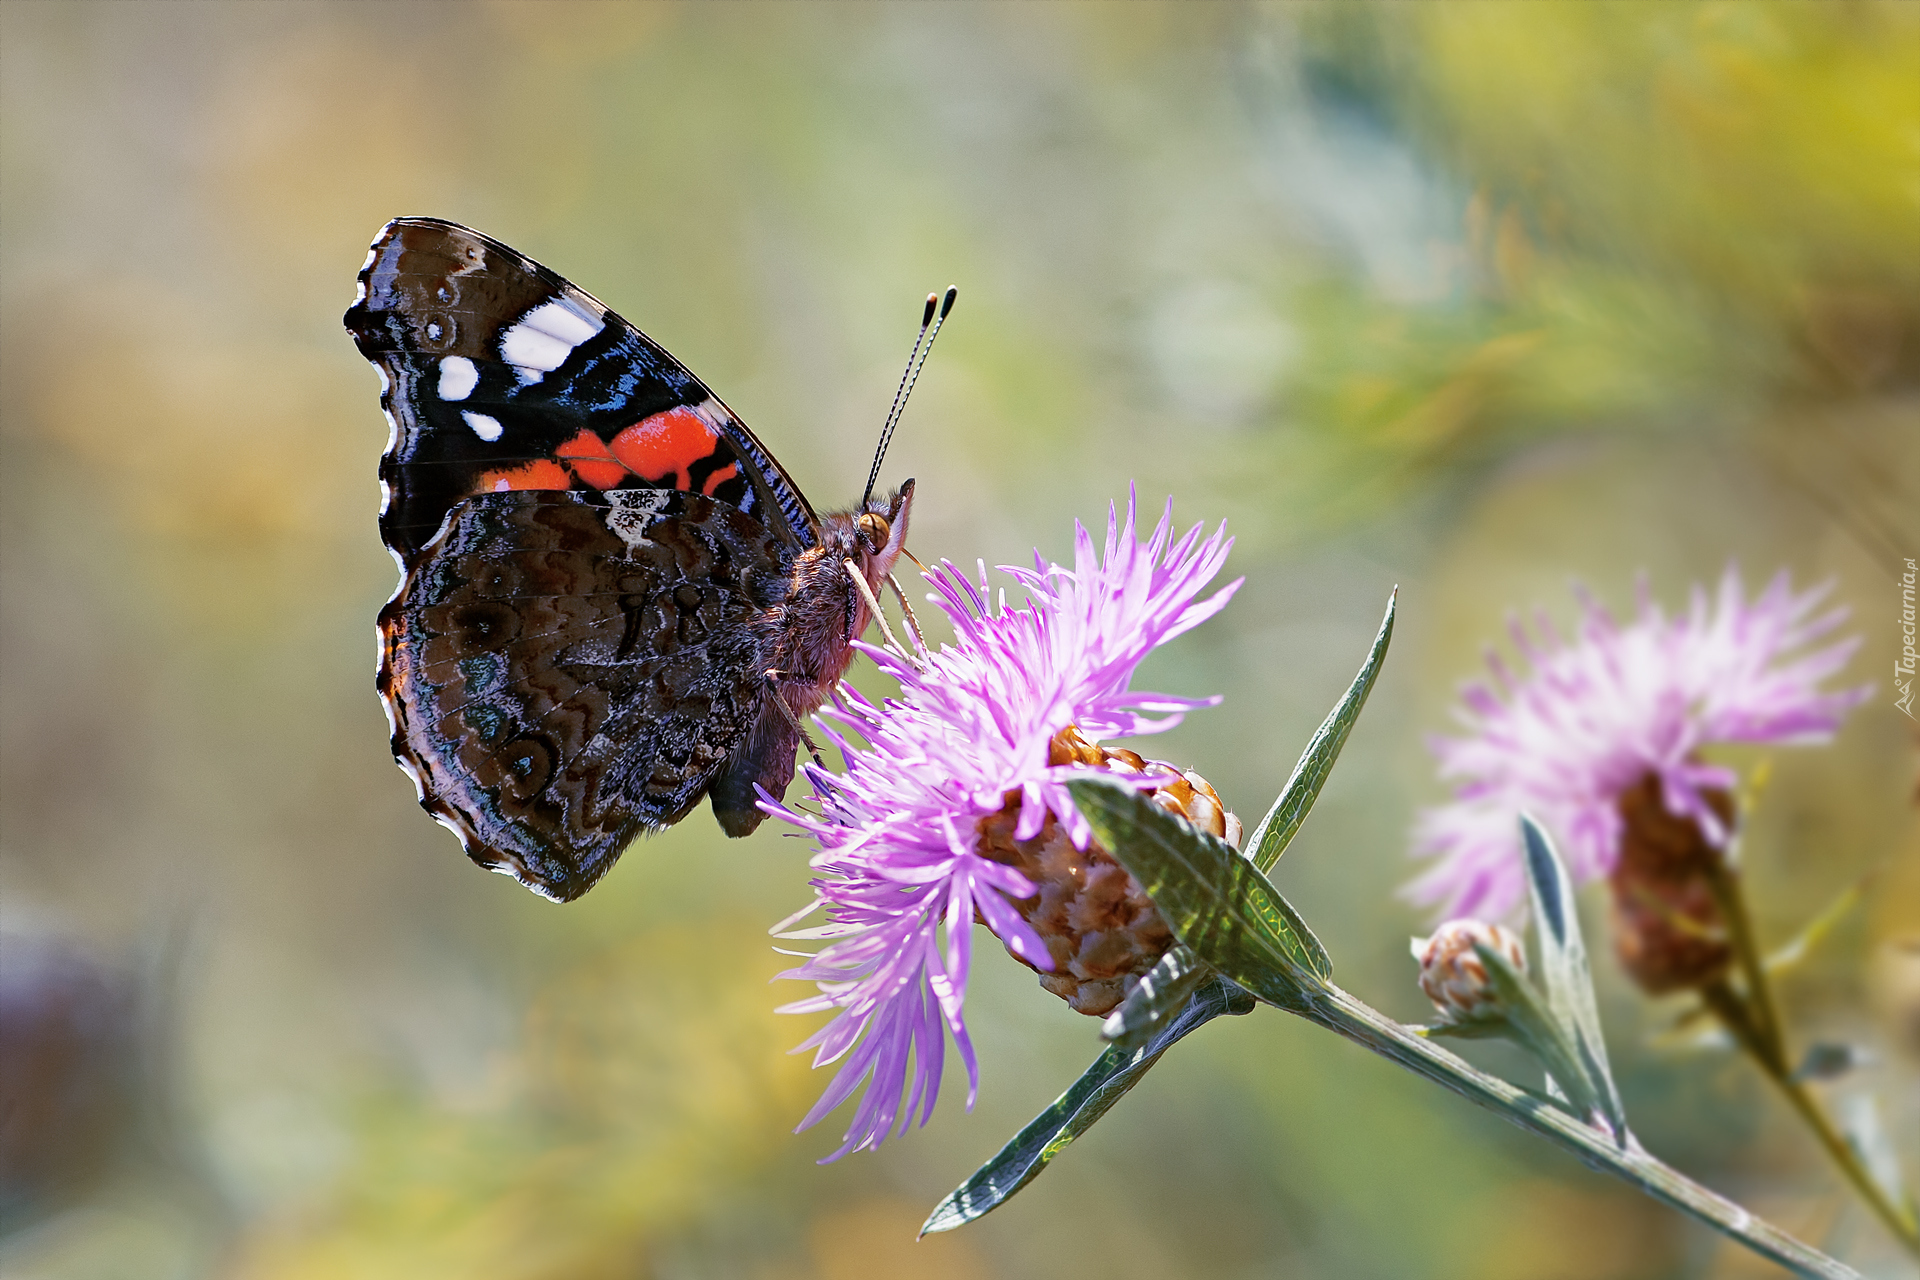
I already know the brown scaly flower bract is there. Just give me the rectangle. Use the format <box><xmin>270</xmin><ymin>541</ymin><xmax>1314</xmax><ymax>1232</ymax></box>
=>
<box><xmin>975</xmin><ymin>726</ymin><xmax>1242</xmax><ymax>1016</ymax></box>
<box><xmin>1609</xmin><ymin>772</ymin><xmax>1736</xmax><ymax>994</ymax></box>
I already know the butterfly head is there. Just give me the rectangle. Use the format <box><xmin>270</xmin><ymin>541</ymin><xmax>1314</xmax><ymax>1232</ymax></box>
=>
<box><xmin>807</xmin><ymin>481</ymin><xmax>915</xmax><ymax>662</ymax></box>
<box><xmin>848</xmin><ymin>478</ymin><xmax>914</xmax><ymax>579</ymax></box>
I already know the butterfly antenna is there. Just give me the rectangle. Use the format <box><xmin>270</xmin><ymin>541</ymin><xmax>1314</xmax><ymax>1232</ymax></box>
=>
<box><xmin>862</xmin><ymin>285</ymin><xmax>957</xmax><ymax>508</ymax></box>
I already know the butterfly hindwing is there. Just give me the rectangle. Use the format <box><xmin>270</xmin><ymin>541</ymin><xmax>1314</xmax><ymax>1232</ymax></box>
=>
<box><xmin>346</xmin><ymin>217</ymin><xmax>818</xmax><ymax>565</ymax></box>
<box><xmin>378</xmin><ymin>487</ymin><xmax>792</xmax><ymax>901</ymax></box>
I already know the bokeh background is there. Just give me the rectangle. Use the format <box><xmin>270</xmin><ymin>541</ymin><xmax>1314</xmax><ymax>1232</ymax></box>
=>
<box><xmin>3</xmin><ymin>3</ymin><xmax>1917</xmax><ymax>1278</ymax></box>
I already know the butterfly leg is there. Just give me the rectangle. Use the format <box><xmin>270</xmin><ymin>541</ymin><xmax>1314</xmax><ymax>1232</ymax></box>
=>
<box><xmin>763</xmin><ymin>670</ymin><xmax>827</xmax><ymax>769</ymax></box>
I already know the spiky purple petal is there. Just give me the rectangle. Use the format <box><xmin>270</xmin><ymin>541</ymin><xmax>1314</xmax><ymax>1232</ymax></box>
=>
<box><xmin>765</xmin><ymin>491</ymin><xmax>1238</xmax><ymax>1159</ymax></box>
<box><xmin>1408</xmin><ymin>567</ymin><xmax>1871</xmax><ymax>922</ymax></box>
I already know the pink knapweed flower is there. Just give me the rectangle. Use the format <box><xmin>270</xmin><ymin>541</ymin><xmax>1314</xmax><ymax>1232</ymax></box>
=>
<box><xmin>1408</xmin><ymin>568</ymin><xmax>1871</xmax><ymax>922</ymax></box>
<box><xmin>765</xmin><ymin>493</ymin><xmax>1237</xmax><ymax>1160</ymax></box>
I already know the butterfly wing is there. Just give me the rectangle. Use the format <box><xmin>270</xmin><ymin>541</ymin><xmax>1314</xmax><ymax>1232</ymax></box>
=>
<box><xmin>346</xmin><ymin>218</ymin><xmax>827</xmax><ymax>895</ymax></box>
<box><xmin>345</xmin><ymin>216</ymin><xmax>818</xmax><ymax>565</ymax></box>
<box><xmin>380</xmin><ymin>487</ymin><xmax>791</xmax><ymax>901</ymax></box>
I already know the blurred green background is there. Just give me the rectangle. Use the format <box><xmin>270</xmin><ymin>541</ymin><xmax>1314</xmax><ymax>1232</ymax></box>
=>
<box><xmin>2</xmin><ymin>3</ymin><xmax>1916</xmax><ymax>1277</ymax></box>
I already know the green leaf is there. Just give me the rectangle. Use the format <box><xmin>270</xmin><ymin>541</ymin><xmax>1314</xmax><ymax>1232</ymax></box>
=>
<box><xmin>920</xmin><ymin>976</ymin><xmax>1255</xmax><ymax>1235</ymax></box>
<box><xmin>1100</xmin><ymin>944</ymin><xmax>1211</xmax><ymax>1053</ymax></box>
<box><xmin>1069</xmin><ymin>778</ymin><xmax>1332</xmax><ymax>1003</ymax></box>
<box><xmin>1519</xmin><ymin>814</ymin><xmax>1627</xmax><ymax>1137</ymax></box>
<box><xmin>1245</xmin><ymin>589</ymin><xmax>1396</xmax><ymax>874</ymax></box>
<box><xmin>1469</xmin><ymin>939</ymin><xmax>1606</xmax><ymax>1123</ymax></box>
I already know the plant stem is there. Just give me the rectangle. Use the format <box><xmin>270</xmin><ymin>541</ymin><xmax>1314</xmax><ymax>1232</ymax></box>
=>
<box><xmin>1707</xmin><ymin>863</ymin><xmax>1920</xmax><ymax>1257</ymax></box>
<box><xmin>1708</xmin><ymin>862</ymin><xmax>1788</xmax><ymax>1069</ymax></box>
<box><xmin>1276</xmin><ymin>981</ymin><xmax>1861</xmax><ymax>1280</ymax></box>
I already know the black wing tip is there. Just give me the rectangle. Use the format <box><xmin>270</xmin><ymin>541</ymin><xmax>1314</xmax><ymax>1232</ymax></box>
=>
<box><xmin>378</xmin><ymin>214</ymin><xmax>475</xmax><ymax>237</ymax></box>
<box><xmin>354</xmin><ymin>217</ymin><xmax>511</xmax><ymax>281</ymax></box>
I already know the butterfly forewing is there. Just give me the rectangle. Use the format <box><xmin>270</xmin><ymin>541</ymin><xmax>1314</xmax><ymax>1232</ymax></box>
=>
<box><xmin>346</xmin><ymin>217</ymin><xmax>817</xmax><ymax>564</ymax></box>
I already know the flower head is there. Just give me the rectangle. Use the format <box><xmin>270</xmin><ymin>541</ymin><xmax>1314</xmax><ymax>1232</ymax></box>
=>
<box><xmin>1411</xmin><ymin>919</ymin><xmax>1528</xmax><ymax>1023</ymax></box>
<box><xmin>1408</xmin><ymin>568</ymin><xmax>1871</xmax><ymax>922</ymax></box>
<box><xmin>766</xmin><ymin>492</ymin><xmax>1237</xmax><ymax>1159</ymax></box>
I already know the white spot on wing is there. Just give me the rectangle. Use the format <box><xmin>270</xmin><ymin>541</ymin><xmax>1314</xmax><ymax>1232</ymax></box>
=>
<box><xmin>462</xmin><ymin>411</ymin><xmax>504</xmax><ymax>442</ymax></box>
<box><xmin>437</xmin><ymin>355</ymin><xmax>479</xmax><ymax>401</ymax></box>
<box><xmin>603</xmin><ymin>488</ymin><xmax>671</xmax><ymax>553</ymax></box>
<box><xmin>500</xmin><ymin>297</ymin><xmax>605</xmax><ymax>383</ymax></box>
<box><xmin>524</xmin><ymin>297</ymin><xmax>603</xmax><ymax>343</ymax></box>
<box><xmin>502</xmin><ymin>331</ymin><xmax>570</xmax><ymax>382</ymax></box>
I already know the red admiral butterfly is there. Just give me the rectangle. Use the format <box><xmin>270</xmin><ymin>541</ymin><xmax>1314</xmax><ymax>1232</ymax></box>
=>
<box><xmin>346</xmin><ymin>218</ymin><xmax>950</xmax><ymax>902</ymax></box>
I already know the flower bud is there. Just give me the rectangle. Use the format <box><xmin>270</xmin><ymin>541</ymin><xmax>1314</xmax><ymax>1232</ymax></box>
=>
<box><xmin>1411</xmin><ymin>919</ymin><xmax>1527</xmax><ymax>1022</ymax></box>
<box><xmin>974</xmin><ymin>725</ymin><xmax>1242</xmax><ymax>1017</ymax></box>
<box><xmin>1608</xmin><ymin>773</ymin><xmax>1733</xmax><ymax>994</ymax></box>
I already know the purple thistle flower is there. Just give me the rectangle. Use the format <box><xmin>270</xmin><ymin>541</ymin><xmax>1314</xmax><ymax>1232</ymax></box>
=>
<box><xmin>765</xmin><ymin>492</ymin><xmax>1238</xmax><ymax>1160</ymax></box>
<box><xmin>1408</xmin><ymin>568</ymin><xmax>1872</xmax><ymax>923</ymax></box>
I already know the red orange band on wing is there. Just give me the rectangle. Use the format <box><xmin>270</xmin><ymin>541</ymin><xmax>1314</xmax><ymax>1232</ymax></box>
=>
<box><xmin>611</xmin><ymin>407</ymin><xmax>720</xmax><ymax>490</ymax></box>
<box><xmin>474</xmin><ymin>408</ymin><xmax>728</xmax><ymax>497</ymax></box>
<box><xmin>701</xmin><ymin>462</ymin><xmax>741</xmax><ymax>496</ymax></box>
<box><xmin>477</xmin><ymin>459</ymin><xmax>572</xmax><ymax>491</ymax></box>
<box><xmin>556</xmin><ymin>429</ymin><xmax>628</xmax><ymax>490</ymax></box>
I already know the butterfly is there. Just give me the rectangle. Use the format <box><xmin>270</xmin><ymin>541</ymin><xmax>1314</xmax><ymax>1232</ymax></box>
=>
<box><xmin>345</xmin><ymin>217</ymin><xmax>951</xmax><ymax>902</ymax></box>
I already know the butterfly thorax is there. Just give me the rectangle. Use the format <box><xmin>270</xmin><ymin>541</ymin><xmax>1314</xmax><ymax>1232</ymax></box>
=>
<box><xmin>769</xmin><ymin>480</ymin><xmax>915</xmax><ymax>719</ymax></box>
<box><xmin>699</xmin><ymin>480</ymin><xmax>913</xmax><ymax>840</ymax></box>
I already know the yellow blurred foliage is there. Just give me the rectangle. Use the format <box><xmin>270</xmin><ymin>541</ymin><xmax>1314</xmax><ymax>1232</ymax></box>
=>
<box><xmin>229</xmin><ymin>922</ymin><xmax>823</xmax><ymax>1280</ymax></box>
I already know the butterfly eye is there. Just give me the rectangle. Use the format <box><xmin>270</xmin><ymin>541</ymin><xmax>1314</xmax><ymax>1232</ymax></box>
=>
<box><xmin>857</xmin><ymin>512</ymin><xmax>890</xmax><ymax>553</ymax></box>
